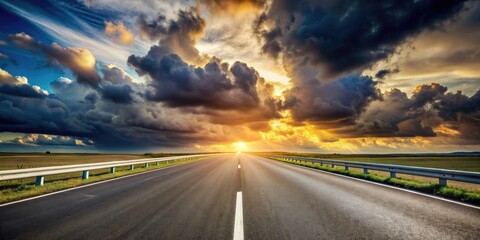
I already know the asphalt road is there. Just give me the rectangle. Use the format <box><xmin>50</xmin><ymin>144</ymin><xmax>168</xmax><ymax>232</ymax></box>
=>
<box><xmin>0</xmin><ymin>154</ymin><xmax>479</xmax><ymax>240</ymax></box>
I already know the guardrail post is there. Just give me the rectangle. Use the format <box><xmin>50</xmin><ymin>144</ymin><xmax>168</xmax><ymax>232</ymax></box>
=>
<box><xmin>331</xmin><ymin>164</ymin><xmax>335</xmax><ymax>168</ymax></box>
<box><xmin>364</xmin><ymin>168</ymin><xmax>369</xmax><ymax>174</ymax></box>
<box><xmin>82</xmin><ymin>170</ymin><xmax>89</xmax><ymax>180</ymax></box>
<box><xmin>390</xmin><ymin>172</ymin><xmax>396</xmax><ymax>178</ymax></box>
<box><xmin>145</xmin><ymin>163</ymin><xmax>149</xmax><ymax>168</ymax></box>
<box><xmin>155</xmin><ymin>161</ymin><xmax>159</xmax><ymax>166</ymax></box>
<box><xmin>344</xmin><ymin>166</ymin><xmax>349</xmax><ymax>171</ymax></box>
<box><xmin>130</xmin><ymin>164</ymin><xmax>134</xmax><ymax>170</ymax></box>
<box><xmin>110</xmin><ymin>167</ymin><xmax>115</xmax><ymax>173</ymax></box>
<box><xmin>35</xmin><ymin>176</ymin><xmax>44</xmax><ymax>186</ymax></box>
<box><xmin>320</xmin><ymin>162</ymin><xmax>323</xmax><ymax>166</ymax></box>
<box><xmin>439</xmin><ymin>178</ymin><xmax>447</xmax><ymax>187</ymax></box>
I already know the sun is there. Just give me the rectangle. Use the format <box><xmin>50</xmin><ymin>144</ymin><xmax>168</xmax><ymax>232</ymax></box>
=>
<box><xmin>233</xmin><ymin>142</ymin><xmax>247</xmax><ymax>153</ymax></box>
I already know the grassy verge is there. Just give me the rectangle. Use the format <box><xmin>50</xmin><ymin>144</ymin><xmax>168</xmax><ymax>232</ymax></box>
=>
<box><xmin>268</xmin><ymin>156</ymin><xmax>480</xmax><ymax>205</ymax></box>
<box><xmin>0</xmin><ymin>156</ymin><xmax>207</xmax><ymax>204</ymax></box>
<box><xmin>0</xmin><ymin>152</ymin><xmax>214</xmax><ymax>170</ymax></box>
<box><xmin>252</xmin><ymin>152</ymin><xmax>480</xmax><ymax>172</ymax></box>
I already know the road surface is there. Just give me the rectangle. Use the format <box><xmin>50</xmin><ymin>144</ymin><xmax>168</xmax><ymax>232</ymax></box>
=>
<box><xmin>0</xmin><ymin>154</ymin><xmax>479</xmax><ymax>239</ymax></box>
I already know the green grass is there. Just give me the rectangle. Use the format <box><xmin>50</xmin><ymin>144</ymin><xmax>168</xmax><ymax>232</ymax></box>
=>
<box><xmin>0</xmin><ymin>156</ymin><xmax>207</xmax><ymax>204</ymax></box>
<box><xmin>254</xmin><ymin>152</ymin><xmax>480</xmax><ymax>172</ymax></box>
<box><xmin>267</xmin><ymin>156</ymin><xmax>480</xmax><ymax>205</ymax></box>
<box><xmin>0</xmin><ymin>152</ymin><xmax>206</xmax><ymax>170</ymax></box>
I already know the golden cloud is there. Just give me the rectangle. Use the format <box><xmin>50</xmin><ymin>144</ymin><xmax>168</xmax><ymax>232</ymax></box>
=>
<box><xmin>104</xmin><ymin>21</ymin><xmax>134</xmax><ymax>45</ymax></box>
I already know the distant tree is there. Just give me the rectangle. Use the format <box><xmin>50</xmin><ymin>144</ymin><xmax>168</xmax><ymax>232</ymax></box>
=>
<box><xmin>45</xmin><ymin>151</ymin><xmax>51</xmax><ymax>154</ymax></box>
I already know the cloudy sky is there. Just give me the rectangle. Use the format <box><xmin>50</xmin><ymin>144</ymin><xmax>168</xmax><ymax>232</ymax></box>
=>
<box><xmin>0</xmin><ymin>0</ymin><xmax>479</xmax><ymax>153</ymax></box>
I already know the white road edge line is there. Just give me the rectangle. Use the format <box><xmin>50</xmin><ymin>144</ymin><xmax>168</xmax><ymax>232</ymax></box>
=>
<box><xmin>263</xmin><ymin>157</ymin><xmax>480</xmax><ymax>210</ymax></box>
<box><xmin>0</xmin><ymin>160</ymin><xmax>201</xmax><ymax>208</ymax></box>
<box><xmin>233</xmin><ymin>191</ymin><xmax>244</xmax><ymax>240</ymax></box>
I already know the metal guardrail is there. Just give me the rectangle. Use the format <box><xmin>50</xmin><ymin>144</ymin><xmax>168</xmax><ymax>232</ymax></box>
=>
<box><xmin>270</xmin><ymin>155</ymin><xmax>480</xmax><ymax>186</ymax></box>
<box><xmin>0</xmin><ymin>154</ymin><xmax>215</xmax><ymax>186</ymax></box>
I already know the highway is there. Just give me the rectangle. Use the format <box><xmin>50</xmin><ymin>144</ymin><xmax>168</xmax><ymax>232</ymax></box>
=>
<box><xmin>0</xmin><ymin>154</ymin><xmax>479</xmax><ymax>239</ymax></box>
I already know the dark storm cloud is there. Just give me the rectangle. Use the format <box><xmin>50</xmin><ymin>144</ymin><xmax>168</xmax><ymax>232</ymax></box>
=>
<box><xmin>337</xmin><ymin>83</ymin><xmax>480</xmax><ymax>142</ymax></box>
<box><xmin>0</xmin><ymin>68</ymin><xmax>48</xmax><ymax>98</ymax></box>
<box><xmin>375</xmin><ymin>68</ymin><xmax>400</xmax><ymax>80</ymax></box>
<box><xmin>128</xmin><ymin>45</ymin><xmax>279</xmax><ymax>117</ymax></box>
<box><xmin>434</xmin><ymin>90</ymin><xmax>479</xmax><ymax>121</ymax></box>
<box><xmin>434</xmin><ymin>89</ymin><xmax>480</xmax><ymax>142</ymax></box>
<box><xmin>411</xmin><ymin>83</ymin><xmax>448</xmax><ymax>107</ymax></box>
<box><xmin>1</xmin><ymin>60</ymin><xmax>276</xmax><ymax>151</ymax></box>
<box><xmin>0</xmin><ymin>84</ymin><xmax>47</xmax><ymax>98</ymax></box>
<box><xmin>0</xmin><ymin>80</ymin><xmax>185</xmax><ymax>150</ymax></box>
<box><xmin>344</xmin><ymin>87</ymin><xmax>438</xmax><ymax>137</ymax></box>
<box><xmin>8</xmin><ymin>33</ymin><xmax>102</xmax><ymax>87</ymax></box>
<box><xmin>136</xmin><ymin>8</ymin><xmax>207</xmax><ymax>64</ymax></box>
<box><xmin>101</xmin><ymin>84</ymin><xmax>134</xmax><ymax>104</ymax></box>
<box><xmin>283</xmin><ymin>74</ymin><xmax>381</xmax><ymax>124</ymax></box>
<box><xmin>0</xmin><ymin>93</ymin><xmax>87</xmax><ymax>137</ymax></box>
<box><xmin>257</xmin><ymin>0</ymin><xmax>470</xmax><ymax>76</ymax></box>
<box><xmin>258</xmin><ymin>0</ymin><xmax>474</xmax><ymax>138</ymax></box>
<box><xmin>136</xmin><ymin>14</ymin><xmax>167</xmax><ymax>41</ymax></box>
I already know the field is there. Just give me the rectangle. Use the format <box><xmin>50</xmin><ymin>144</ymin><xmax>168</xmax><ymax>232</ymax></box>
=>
<box><xmin>256</xmin><ymin>152</ymin><xmax>480</xmax><ymax>172</ymax></box>
<box><xmin>0</xmin><ymin>153</ymin><xmax>201</xmax><ymax>170</ymax></box>
<box><xmin>253</xmin><ymin>152</ymin><xmax>480</xmax><ymax>193</ymax></box>
<box><xmin>0</xmin><ymin>153</ymin><xmax>209</xmax><ymax>203</ymax></box>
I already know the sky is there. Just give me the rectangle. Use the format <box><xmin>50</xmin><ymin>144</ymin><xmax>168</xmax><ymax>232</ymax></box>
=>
<box><xmin>0</xmin><ymin>0</ymin><xmax>479</xmax><ymax>153</ymax></box>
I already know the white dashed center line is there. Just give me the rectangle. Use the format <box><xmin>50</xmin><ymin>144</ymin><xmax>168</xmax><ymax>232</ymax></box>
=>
<box><xmin>233</xmin><ymin>191</ymin><xmax>244</xmax><ymax>240</ymax></box>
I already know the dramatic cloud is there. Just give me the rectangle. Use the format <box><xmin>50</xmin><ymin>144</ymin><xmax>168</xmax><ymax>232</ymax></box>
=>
<box><xmin>1</xmin><ymin>134</ymin><xmax>93</xmax><ymax>146</ymax></box>
<box><xmin>0</xmin><ymin>68</ymin><xmax>27</xmax><ymax>85</ymax></box>
<box><xmin>8</xmin><ymin>33</ymin><xmax>102</xmax><ymax>87</ymax></box>
<box><xmin>283</xmin><ymin>74</ymin><xmax>381</xmax><ymax>124</ymax></box>
<box><xmin>104</xmin><ymin>21</ymin><xmax>135</xmax><ymax>45</ymax></box>
<box><xmin>197</xmin><ymin>0</ymin><xmax>266</xmax><ymax>15</ymax></box>
<box><xmin>128</xmin><ymin>45</ymin><xmax>280</xmax><ymax>123</ymax></box>
<box><xmin>136</xmin><ymin>8</ymin><xmax>208</xmax><ymax>65</ymax></box>
<box><xmin>0</xmin><ymin>68</ymin><xmax>48</xmax><ymax>98</ymax></box>
<box><xmin>375</xmin><ymin>68</ymin><xmax>400</xmax><ymax>80</ymax></box>
<box><xmin>255</xmin><ymin>0</ymin><xmax>475</xmax><ymax>140</ymax></box>
<box><xmin>101</xmin><ymin>64</ymin><xmax>135</xmax><ymax>85</ymax></box>
<box><xmin>256</xmin><ymin>0</ymin><xmax>470</xmax><ymax>77</ymax></box>
<box><xmin>0</xmin><ymin>0</ymin><xmax>478</xmax><ymax>152</ymax></box>
<box><xmin>137</xmin><ymin>14</ymin><xmax>167</xmax><ymax>41</ymax></box>
<box><xmin>337</xmin><ymin>83</ymin><xmax>480</xmax><ymax>143</ymax></box>
<box><xmin>433</xmin><ymin>89</ymin><xmax>480</xmax><ymax>143</ymax></box>
<box><xmin>364</xmin><ymin>2</ymin><xmax>480</xmax><ymax>95</ymax></box>
<box><xmin>101</xmin><ymin>85</ymin><xmax>134</xmax><ymax>104</ymax></box>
